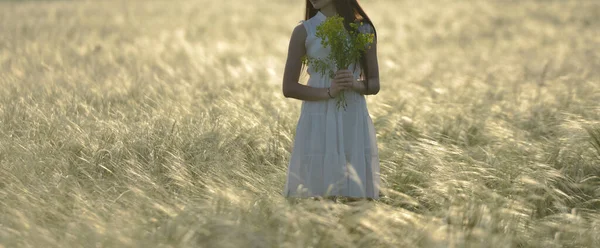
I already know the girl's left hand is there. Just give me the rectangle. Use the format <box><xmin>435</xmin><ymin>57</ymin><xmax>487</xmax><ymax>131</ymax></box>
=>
<box><xmin>335</xmin><ymin>69</ymin><xmax>361</xmax><ymax>92</ymax></box>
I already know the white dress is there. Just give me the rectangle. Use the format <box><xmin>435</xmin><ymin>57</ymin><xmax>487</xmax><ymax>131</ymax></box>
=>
<box><xmin>283</xmin><ymin>11</ymin><xmax>380</xmax><ymax>199</ymax></box>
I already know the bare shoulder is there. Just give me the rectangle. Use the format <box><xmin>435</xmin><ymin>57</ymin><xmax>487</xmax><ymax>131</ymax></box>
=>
<box><xmin>290</xmin><ymin>22</ymin><xmax>307</xmax><ymax>42</ymax></box>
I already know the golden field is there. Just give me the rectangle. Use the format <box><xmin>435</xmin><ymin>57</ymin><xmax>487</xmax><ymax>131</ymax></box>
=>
<box><xmin>1</xmin><ymin>0</ymin><xmax>599</xmax><ymax>247</ymax></box>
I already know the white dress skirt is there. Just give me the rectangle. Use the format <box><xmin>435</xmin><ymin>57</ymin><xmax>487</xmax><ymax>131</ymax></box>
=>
<box><xmin>283</xmin><ymin>11</ymin><xmax>380</xmax><ymax>199</ymax></box>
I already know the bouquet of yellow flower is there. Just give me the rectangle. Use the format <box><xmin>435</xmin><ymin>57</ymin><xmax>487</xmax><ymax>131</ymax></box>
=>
<box><xmin>302</xmin><ymin>15</ymin><xmax>375</xmax><ymax>110</ymax></box>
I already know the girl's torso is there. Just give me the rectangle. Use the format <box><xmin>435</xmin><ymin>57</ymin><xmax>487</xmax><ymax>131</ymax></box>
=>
<box><xmin>301</xmin><ymin>11</ymin><xmax>373</xmax><ymax>112</ymax></box>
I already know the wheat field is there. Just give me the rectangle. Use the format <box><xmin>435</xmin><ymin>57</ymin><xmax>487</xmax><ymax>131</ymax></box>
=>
<box><xmin>1</xmin><ymin>0</ymin><xmax>600</xmax><ymax>247</ymax></box>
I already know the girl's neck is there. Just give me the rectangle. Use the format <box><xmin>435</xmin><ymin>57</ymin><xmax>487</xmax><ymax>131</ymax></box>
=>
<box><xmin>320</xmin><ymin>4</ymin><xmax>337</xmax><ymax>17</ymax></box>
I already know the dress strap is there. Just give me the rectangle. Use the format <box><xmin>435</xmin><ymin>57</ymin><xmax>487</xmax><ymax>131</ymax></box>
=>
<box><xmin>301</xmin><ymin>19</ymin><xmax>316</xmax><ymax>37</ymax></box>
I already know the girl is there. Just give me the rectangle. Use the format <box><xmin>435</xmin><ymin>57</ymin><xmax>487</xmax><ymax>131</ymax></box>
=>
<box><xmin>282</xmin><ymin>0</ymin><xmax>380</xmax><ymax>201</ymax></box>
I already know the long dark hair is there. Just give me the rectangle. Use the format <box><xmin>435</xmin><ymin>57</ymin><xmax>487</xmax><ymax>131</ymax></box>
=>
<box><xmin>305</xmin><ymin>0</ymin><xmax>377</xmax><ymax>80</ymax></box>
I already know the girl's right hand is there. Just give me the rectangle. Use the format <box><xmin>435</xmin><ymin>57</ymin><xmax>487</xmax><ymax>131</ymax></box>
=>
<box><xmin>330</xmin><ymin>71</ymin><xmax>352</xmax><ymax>97</ymax></box>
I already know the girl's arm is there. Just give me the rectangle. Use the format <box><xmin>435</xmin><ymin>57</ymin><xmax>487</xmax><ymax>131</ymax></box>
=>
<box><xmin>358</xmin><ymin>37</ymin><xmax>380</xmax><ymax>95</ymax></box>
<box><xmin>282</xmin><ymin>24</ymin><xmax>349</xmax><ymax>101</ymax></box>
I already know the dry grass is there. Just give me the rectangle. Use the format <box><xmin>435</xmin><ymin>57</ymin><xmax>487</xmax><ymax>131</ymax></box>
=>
<box><xmin>1</xmin><ymin>0</ymin><xmax>599</xmax><ymax>247</ymax></box>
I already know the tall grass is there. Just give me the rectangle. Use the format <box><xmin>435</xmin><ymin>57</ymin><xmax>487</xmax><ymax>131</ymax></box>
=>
<box><xmin>1</xmin><ymin>0</ymin><xmax>599</xmax><ymax>247</ymax></box>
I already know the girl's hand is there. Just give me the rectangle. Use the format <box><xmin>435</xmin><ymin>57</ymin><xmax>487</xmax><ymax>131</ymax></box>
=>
<box><xmin>330</xmin><ymin>71</ymin><xmax>353</xmax><ymax>97</ymax></box>
<box><xmin>335</xmin><ymin>70</ymin><xmax>361</xmax><ymax>92</ymax></box>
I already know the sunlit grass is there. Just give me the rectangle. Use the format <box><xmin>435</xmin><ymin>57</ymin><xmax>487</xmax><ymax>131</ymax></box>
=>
<box><xmin>1</xmin><ymin>0</ymin><xmax>599</xmax><ymax>247</ymax></box>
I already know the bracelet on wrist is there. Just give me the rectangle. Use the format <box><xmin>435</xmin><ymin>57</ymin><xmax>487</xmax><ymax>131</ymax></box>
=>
<box><xmin>327</xmin><ymin>87</ymin><xmax>334</xmax><ymax>98</ymax></box>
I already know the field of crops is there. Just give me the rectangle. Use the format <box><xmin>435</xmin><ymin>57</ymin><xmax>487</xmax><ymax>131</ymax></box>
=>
<box><xmin>1</xmin><ymin>0</ymin><xmax>599</xmax><ymax>247</ymax></box>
